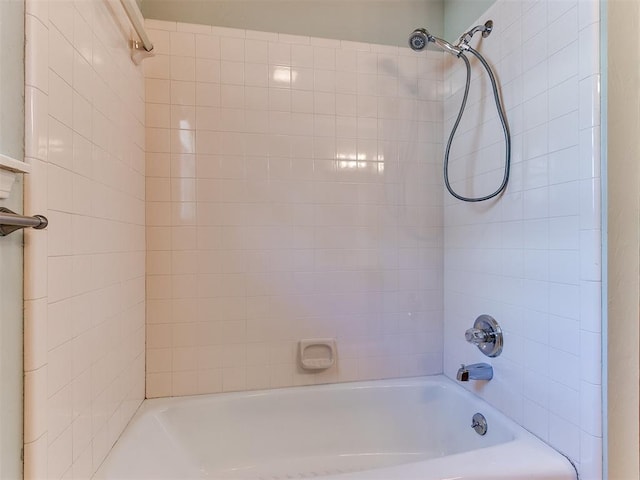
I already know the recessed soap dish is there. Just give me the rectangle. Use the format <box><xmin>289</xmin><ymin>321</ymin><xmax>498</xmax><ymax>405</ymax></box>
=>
<box><xmin>299</xmin><ymin>338</ymin><xmax>336</xmax><ymax>370</ymax></box>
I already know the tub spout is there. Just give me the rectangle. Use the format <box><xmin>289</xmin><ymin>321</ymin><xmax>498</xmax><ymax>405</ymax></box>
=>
<box><xmin>457</xmin><ymin>363</ymin><xmax>493</xmax><ymax>382</ymax></box>
<box><xmin>457</xmin><ymin>365</ymin><xmax>469</xmax><ymax>381</ymax></box>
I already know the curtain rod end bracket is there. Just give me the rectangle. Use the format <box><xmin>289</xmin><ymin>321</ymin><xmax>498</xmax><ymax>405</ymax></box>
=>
<box><xmin>130</xmin><ymin>40</ymin><xmax>154</xmax><ymax>65</ymax></box>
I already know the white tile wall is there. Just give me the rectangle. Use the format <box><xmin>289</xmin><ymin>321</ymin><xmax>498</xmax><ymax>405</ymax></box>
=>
<box><xmin>442</xmin><ymin>0</ymin><xmax>601</xmax><ymax>478</ymax></box>
<box><xmin>23</xmin><ymin>0</ymin><xmax>146</xmax><ymax>478</ymax></box>
<box><xmin>21</xmin><ymin>0</ymin><xmax>600</xmax><ymax>475</ymax></box>
<box><xmin>144</xmin><ymin>20</ymin><xmax>445</xmax><ymax>397</ymax></box>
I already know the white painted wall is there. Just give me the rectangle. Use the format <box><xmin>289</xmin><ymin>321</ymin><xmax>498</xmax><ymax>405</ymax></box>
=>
<box><xmin>444</xmin><ymin>0</ymin><xmax>496</xmax><ymax>39</ymax></box>
<box><xmin>0</xmin><ymin>0</ymin><xmax>24</xmax><ymax>478</ymax></box>
<box><xmin>0</xmin><ymin>184</ymin><xmax>23</xmax><ymax>480</ymax></box>
<box><xmin>140</xmin><ymin>0</ymin><xmax>502</xmax><ymax>51</ymax></box>
<box><xmin>606</xmin><ymin>0</ymin><xmax>639</xmax><ymax>478</ymax></box>
<box><xmin>141</xmin><ymin>0</ymin><xmax>445</xmax><ymax>47</ymax></box>
<box><xmin>0</xmin><ymin>0</ymin><xmax>24</xmax><ymax>161</ymax></box>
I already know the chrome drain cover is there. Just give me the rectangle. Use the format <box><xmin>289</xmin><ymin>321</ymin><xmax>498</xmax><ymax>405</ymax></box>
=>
<box><xmin>471</xmin><ymin>412</ymin><xmax>488</xmax><ymax>436</ymax></box>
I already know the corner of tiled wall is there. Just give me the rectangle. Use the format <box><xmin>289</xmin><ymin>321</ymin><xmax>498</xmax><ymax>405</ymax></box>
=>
<box><xmin>442</xmin><ymin>1</ymin><xmax>602</xmax><ymax>478</ymax></box>
<box><xmin>23</xmin><ymin>0</ymin><xmax>146</xmax><ymax>478</ymax></box>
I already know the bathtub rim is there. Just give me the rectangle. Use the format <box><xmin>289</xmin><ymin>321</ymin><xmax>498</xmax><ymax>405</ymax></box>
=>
<box><xmin>94</xmin><ymin>374</ymin><xmax>578</xmax><ymax>480</ymax></box>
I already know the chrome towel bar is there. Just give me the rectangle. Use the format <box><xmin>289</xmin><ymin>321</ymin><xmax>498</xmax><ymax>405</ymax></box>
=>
<box><xmin>0</xmin><ymin>207</ymin><xmax>48</xmax><ymax>236</ymax></box>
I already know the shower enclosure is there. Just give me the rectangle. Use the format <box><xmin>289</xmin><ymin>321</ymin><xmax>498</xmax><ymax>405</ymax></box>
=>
<box><xmin>21</xmin><ymin>0</ymin><xmax>603</xmax><ymax>479</ymax></box>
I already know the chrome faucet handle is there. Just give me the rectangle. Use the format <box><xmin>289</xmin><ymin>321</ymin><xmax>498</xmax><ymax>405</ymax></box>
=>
<box><xmin>465</xmin><ymin>327</ymin><xmax>490</xmax><ymax>345</ymax></box>
<box><xmin>464</xmin><ymin>315</ymin><xmax>503</xmax><ymax>358</ymax></box>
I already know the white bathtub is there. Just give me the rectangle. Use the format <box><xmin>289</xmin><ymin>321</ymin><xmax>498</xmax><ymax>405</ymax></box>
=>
<box><xmin>94</xmin><ymin>376</ymin><xmax>576</xmax><ymax>480</ymax></box>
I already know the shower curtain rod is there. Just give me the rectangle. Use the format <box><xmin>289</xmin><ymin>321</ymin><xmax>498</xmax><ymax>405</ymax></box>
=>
<box><xmin>120</xmin><ymin>0</ymin><xmax>154</xmax><ymax>52</ymax></box>
<box><xmin>0</xmin><ymin>208</ymin><xmax>48</xmax><ymax>236</ymax></box>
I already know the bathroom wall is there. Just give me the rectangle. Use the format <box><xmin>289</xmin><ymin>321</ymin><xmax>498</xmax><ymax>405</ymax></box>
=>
<box><xmin>0</xmin><ymin>1</ymin><xmax>25</xmax><ymax>477</ymax></box>
<box><xmin>23</xmin><ymin>0</ymin><xmax>146</xmax><ymax>478</ymax></box>
<box><xmin>606</xmin><ymin>0</ymin><xmax>639</xmax><ymax>477</ymax></box>
<box><xmin>0</xmin><ymin>182</ymin><xmax>24</xmax><ymax>480</ymax></box>
<box><xmin>144</xmin><ymin>20</ymin><xmax>445</xmax><ymax>397</ymax></box>
<box><xmin>141</xmin><ymin>0</ymin><xmax>445</xmax><ymax>47</ymax></box>
<box><xmin>443</xmin><ymin>0</ymin><xmax>496</xmax><ymax>40</ymax></box>
<box><xmin>0</xmin><ymin>0</ymin><xmax>25</xmax><ymax>161</ymax></box>
<box><xmin>442</xmin><ymin>1</ymin><xmax>602</xmax><ymax>478</ymax></box>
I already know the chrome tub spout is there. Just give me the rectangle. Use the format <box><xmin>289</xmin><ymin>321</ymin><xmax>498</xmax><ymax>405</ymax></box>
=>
<box><xmin>457</xmin><ymin>363</ymin><xmax>493</xmax><ymax>382</ymax></box>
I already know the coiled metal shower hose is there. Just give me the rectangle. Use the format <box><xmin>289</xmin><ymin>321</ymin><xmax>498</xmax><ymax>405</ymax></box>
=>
<box><xmin>444</xmin><ymin>46</ymin><xmax>511</xmax><ymax>202</ymax></box>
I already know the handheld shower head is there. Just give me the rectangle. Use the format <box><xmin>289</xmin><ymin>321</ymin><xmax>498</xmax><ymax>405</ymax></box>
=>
<box><xmin>408</xmin><ymin>28</ymin><xmax>430</xmax><ymax>51</ymax></box>
<box><xmin>408</xmin><ymin>28</ymin><xmax>461</xmax><ymax>56</ymax></box>
<box><xmin>430</xmin><ymin>36</ymin><xmax>462</xmax><ymax>56</ymax></box>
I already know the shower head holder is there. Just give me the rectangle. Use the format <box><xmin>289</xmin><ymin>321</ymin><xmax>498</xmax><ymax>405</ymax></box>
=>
<box><xmin>482</xmin><ymin>20</ymin><xmax>493</xmax><ymax>38</ymax></box>
<box><xmin>459</xmin><ymin>20</ymin><xmax>494</xmax><ymax>46</ymax></box>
